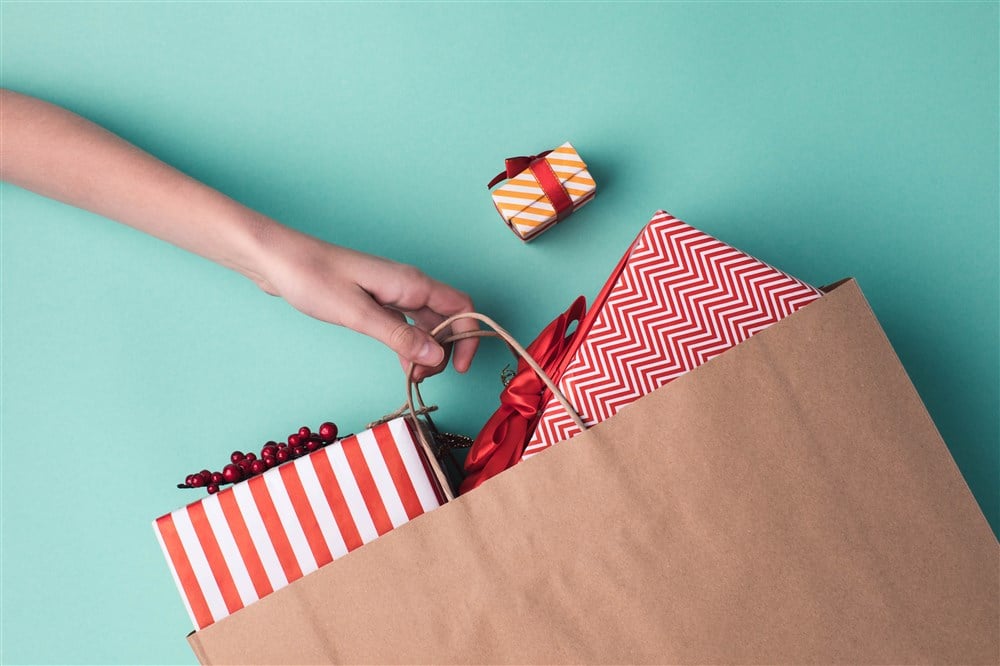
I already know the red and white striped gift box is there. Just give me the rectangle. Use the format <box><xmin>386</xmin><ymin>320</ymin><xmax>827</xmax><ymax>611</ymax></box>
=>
<box><xmin>153</xmin><ymin>417</ymin><xmax>443</xmax><ymax>631</ymax></box>
<box><xmin>523</xmin><ymin>210</ymin><xmax>824</xmax><ymax>457</ymax></box>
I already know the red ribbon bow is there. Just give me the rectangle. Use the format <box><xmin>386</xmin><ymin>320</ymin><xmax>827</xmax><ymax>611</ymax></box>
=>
<box><xmin>487</xmin><ymin>149</ymin><xmax>575</xmax><ymax>222</ymax></box>
<box><xmin>460</xmin><ymin>297</ymin><xmax>587</xmax><ymax>494</ymax></box>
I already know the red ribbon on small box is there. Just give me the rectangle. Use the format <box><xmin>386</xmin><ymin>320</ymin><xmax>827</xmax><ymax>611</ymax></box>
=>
<box><xmin>488</xmin><ymin>150</ymin><xmax>575</xmax><ymax>222</ymax></box>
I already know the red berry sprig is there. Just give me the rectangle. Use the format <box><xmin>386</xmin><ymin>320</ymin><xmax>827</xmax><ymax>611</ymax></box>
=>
<box><xmin>177</xmin><ymin>421</ymin><xmax>340</xmax><ymax>494</ymax></box>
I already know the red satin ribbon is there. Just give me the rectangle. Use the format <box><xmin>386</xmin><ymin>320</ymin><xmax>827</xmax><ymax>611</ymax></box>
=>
<box><xmin>488</xmin><ymin>151</ymin><xmax>551</xmax><ymax>189</ymax></box>
<box><xmin>487</xmin><ymin>149</ymin><xmax>574</xmax><ymax>220</ymax></box>
<box><xmin>460</xmin><ymin>297</ymin><xmax>587</xmax><ymax>494</ymax></box>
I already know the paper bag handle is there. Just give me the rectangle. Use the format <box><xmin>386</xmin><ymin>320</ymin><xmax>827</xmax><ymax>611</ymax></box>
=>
<box><xmin>404</xmin><ymin>312</ymin><xmax>588</xmax><ymax>501</ymax></box>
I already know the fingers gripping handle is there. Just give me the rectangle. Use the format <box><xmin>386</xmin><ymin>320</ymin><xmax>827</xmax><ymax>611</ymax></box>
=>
<box><xmin>406</xmin><ymin>312</ymin><xmax>587</xmax><ymax>432</ymax></box>
<box><xmin>404</xmin><ymin>312</ymin><xmax>588</xmax><ymax>501</ymax></box>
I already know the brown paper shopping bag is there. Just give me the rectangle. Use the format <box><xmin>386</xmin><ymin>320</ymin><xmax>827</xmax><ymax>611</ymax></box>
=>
<box><xmin>188</xmin><ymin>279</ymin><xmax>998</xmax><ymax>665</ymax></box>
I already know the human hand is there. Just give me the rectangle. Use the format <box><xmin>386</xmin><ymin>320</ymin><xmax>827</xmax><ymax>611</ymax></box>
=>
<box><xmin>247</xmin><ymin>221</ymin><xmax>479</xmax><ymax>380</ymax></box>
<box><xmin>0</xmin><ymin>89</ymin><xmax>477</xmax><ymax>379</ymax></box>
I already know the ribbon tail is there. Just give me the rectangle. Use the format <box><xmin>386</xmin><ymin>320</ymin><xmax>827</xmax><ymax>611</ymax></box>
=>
<box><xmin>463</xmin><ymin>410</ymin><xmax>514</xmax><ymax>471</ymax></box>
<box><xmin>487</xmin><ymin>170</ymin><xmax>508</xmax><ymax>189</ymax></box>
<box><xmin>460</xmin><ymin>414</ymin><xmax>527</xmax><ymax>493</ymax></box>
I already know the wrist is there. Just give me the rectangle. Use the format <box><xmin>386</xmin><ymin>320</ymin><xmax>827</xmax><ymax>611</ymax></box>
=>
<box><xmin>225</xmin><ymin>208</ymin><xmax>291</xmax><ymax>294</ymax></box>
<box><xmin>232</xmin><ymin>208</ymin><xmax>333</xmax><ymax>298</ymax></box>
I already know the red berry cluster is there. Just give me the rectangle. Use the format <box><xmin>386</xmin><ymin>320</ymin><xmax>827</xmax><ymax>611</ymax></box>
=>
<box><xmin>178</xmin><ymin>421</ymin><xmax>340</xmax><ymax>495</ymax></box>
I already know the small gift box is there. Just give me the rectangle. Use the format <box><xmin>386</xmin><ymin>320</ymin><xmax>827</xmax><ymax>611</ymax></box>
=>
<box><xmin>462</xmin><ymin>211</ymin><xmax>823</xmax><ymax>491</ymax></box>
<box><xmin>489</xmin><ymin>142</ymin><xmax>596</xmax><ymax>241</ymax></box>
<box><xmin>153</xmin><ymin>417</ymin><xmax>444</xmax><ymax>630</ymax></box>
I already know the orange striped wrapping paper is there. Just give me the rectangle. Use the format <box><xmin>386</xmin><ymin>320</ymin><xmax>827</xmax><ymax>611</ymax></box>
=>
<box><xmin>490</xmin><ymin>142</ymin><xmax>596</xmax><ymax>241</ymax></box>
<box><xmin>153</xmin><ymin>417</ymin><xmax>444</xmax><ymax>631</ymax></box>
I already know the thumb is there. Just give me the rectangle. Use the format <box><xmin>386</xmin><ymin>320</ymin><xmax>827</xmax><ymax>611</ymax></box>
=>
<box><xmin>352</xmin><ymin>301</ymin><xmax>445</xmax><ymax>368</ymax></box>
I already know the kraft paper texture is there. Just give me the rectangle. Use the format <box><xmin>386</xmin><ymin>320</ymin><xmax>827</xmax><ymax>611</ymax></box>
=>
<box><xmin>188</xmin><ymin>279</ymin><xmax>999</xmax><ymax>665</ymax></box>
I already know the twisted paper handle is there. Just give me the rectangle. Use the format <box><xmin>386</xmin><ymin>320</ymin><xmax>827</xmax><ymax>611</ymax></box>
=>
<box><xmin>405</xmin><ymin>313</ymin><xmax>588</xmax><ymax>501</ymax></box>
<box><xmin>367</xmin><ymin>382</ymin><xmax>437</xmax><ymax>429</ymax></box>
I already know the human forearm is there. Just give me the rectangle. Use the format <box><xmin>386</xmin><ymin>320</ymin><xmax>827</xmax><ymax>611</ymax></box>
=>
<box><xmin>0</xmin><ymin>88</ymin><xmax>268</xmax><ymax>281</ymax></box>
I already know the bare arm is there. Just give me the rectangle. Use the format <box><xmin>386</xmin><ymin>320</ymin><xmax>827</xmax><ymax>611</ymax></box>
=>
<box><xmin>0</xmin><ymin>89</ymin><xmax>477</xmax><ymax>377</ymax></box>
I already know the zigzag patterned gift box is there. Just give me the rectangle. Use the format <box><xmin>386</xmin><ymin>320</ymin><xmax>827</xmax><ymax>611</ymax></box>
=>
<box><xmin>489</xmin><ymin>142</ymin><xmax>596</xmax><ymax>241</ymax></box>
<box><xmin>523</xmin><ymin>210</ymin><xmax>823</xmax><ymax>457</ymax></box>
<box><xmin>153</xmin><ymin>417</ymin><xmax>444</xmax><ymax>631</ymax></box>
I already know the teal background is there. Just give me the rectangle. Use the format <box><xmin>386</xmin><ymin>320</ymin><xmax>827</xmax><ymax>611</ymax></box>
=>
<box><xmin>2</xmin><ymin>2</ymin><xmax>997</xmax><ymax>663</ymax></box>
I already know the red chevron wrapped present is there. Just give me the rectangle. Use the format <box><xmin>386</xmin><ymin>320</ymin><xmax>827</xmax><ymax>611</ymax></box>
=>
<box><xmin>520</xmin><ymin>211</ymin><xmax>823</xmax><ymax>458</ymax></box>
<box><xmin>153</xmin><ymin>417</ymin><xmax>444</xmax><ymax>630</ymax></box>
<box><xmin>460</xmin><ymin>211</ymin><xmax>824</xmax><ymax>491</ymax></box>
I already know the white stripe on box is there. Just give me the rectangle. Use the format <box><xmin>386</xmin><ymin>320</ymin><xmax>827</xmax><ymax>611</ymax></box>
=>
<box><xmin>513</xmin><ymin>225</ymin><xmax>544</xmax><ymax>238</ymax></box>
<box><xmin>171</xmin><ymin>508</ymin><xmax>228</xmax><ymax>623</ymax></box>
<box><xmin>326</xmin><ymin>445</ymin><xmax>380</xmax><ymax>543</ymax></box>
<box><xmin>263</xmin><ymin>470</ymin><xmax>318</xmax><ymax>576</ymax></box>
<box><xmin>494</xmin><ymin>183</ymin><xmax>543</xmax><ymax>195</ymax></box>
<box><xmin>387</xmin><ymin>418</ymin><xmax>440</xmax><ymax>512</ymax></box>
<box><xmin>293</xmin><ymin>455</ymin><xmax>350</xmax><ymax>560</ymax></box>
<box><xmin>356</xmin><ymin>429</ymin><xmax>409</xmax><ymax>529</ymax></box>
<box><xmin>152</xmin><ymin>522</ymin><xmax>199</xmax><ymax>630</ymax></box>
<box><xmin>231</xmin><ymin>482</ymin><xmax>288</xmax><ymax>590</ymax></box>
<box><xmin>551</xmin><ymin>145</ymin><xmax>582</xmax><ymax>158</ymax></box>
<box><xmin>492</xmin><ymin>195</ymin><xmax>554</xmax><ymax>210</ymax></box>
<box><xmin>510</xmin><ymin>209</ymin><xmax>552</xmax><ymax>223</ymax></box>
<box><xmin>548</xmin><ymin>163</ymin><xmax>584</xmax><ymax>175</ymax></box>
<box><xmin>201</xmin><ymin>494</ymin><xmax>258</xmax><ymax>607</ymax></box>
<box><xmin>566</xmin><ymin>170</ymin><xmax>595</xmax><ymax>188</ymax></box>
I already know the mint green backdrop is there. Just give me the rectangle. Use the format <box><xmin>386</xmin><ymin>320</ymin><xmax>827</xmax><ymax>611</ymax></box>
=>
<box><xmin>2</xmin><ymin>2</ymin><xmax>997</xmax><ymax>664</ymax></box>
